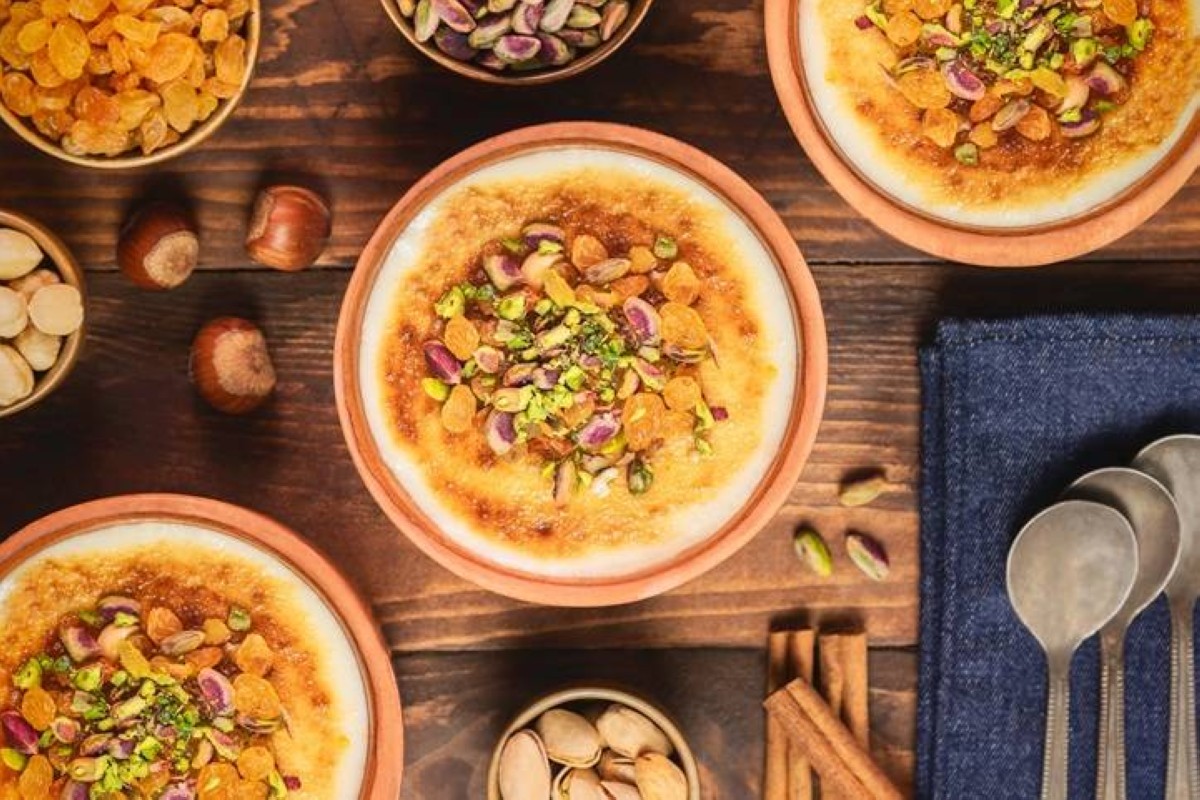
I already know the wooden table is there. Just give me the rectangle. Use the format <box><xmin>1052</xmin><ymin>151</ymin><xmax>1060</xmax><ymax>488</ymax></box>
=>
<box><xmin>2</xmin><ymin>1</ymin><xmax>1198</xmax><ymax>795</ymax></box>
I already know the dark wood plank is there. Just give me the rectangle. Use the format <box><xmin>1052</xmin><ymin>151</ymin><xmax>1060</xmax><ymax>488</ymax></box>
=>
<box><xmin>0</xmin><ymin>0</ymin><xmax>1197</xmax><ymax>268</ymax></box>
<box><xmin>4</xmin><ymin>261</ymin><xmax>1200</xmax><ymax>654</ymax></box>
<box><xmin>394</xmin><ymin>647</ymin><xmax>917</xmax><ymax>798</ymax></box>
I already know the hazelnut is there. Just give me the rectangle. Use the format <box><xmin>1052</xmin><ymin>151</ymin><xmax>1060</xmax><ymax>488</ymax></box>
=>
<box><xmin>28</xmin><ymin>284</ymin><xmax>83</xmax><ymax>337</ymax></box>
<box><xmin>245</xmin><ymin>185</ymin><xmax>332</xmax><ymax>271</ymax></box>
<box><xmin>190</xmin><ymin>317</ymin><xmax>277</xmax><ymax>414</ymax></box>
<box><xmin>0</xmin><ymin>286</ymin><xmax>29</xmax><ymax>338</ymax></box>
<box><xmin>0</xmin><ymin>344</ymin><xmax>33</xmax><ymax>407</ymax></box>
<box><xmin>118</xmin><ymin>204</ymin><xmax>200</xmax><ymax>290</ymax></box>
<box><xmin>0</xmin><ymin>228</ymin><xmax>43</xmax><ymax>281</ymax></box>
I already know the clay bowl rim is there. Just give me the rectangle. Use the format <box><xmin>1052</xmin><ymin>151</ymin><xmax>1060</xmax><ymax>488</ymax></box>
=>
<box><xmin>378</xmin><ymin>0</ymin><xmax>655</xmax><ymax>86</ymax></box>
<box><xmin>484</xmin><ymin>685</ymin><xmax>702</xmax><ymax>798</ymax></box>
<box><xmin>0</xmin><ymin>2</ymin><xmax>261</xmax><ymax>170</ymax></box>
<box><xmin>0</xmin><ymin>493</ymin><xmax>404</xmax><ymax>799</ymax></box>
<box><xmin>334</xmin><ymin>120</ymin><xmax>828</xmax><ymax>608</ymax></box>
<box><xmin>763</xmin><ymin>0</ymin><xmax>1200</xmax><ymax>267</ymax></box>
<box><xmin>0</xmin><ymin>208</ymin><xmax>86</xmax><ymax>419</ymax></box>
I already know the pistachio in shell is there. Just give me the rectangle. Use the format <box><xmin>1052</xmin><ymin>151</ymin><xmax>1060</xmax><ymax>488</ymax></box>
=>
<box><xmin>634</xmin><ymin>754</ymin><xmax>687</xmax><ymax>800</ymax></box>
<box><xmin>601</xmin><ymin>782</ymin><xmax>643</xmax><ymax>800</ymax></box>
<box><xmin>536</xmin><ymin>708</ymin><xmax>604</xmax><ymax>768</ymax></box>
<box><xmin>498</xmin><ymin>729</ymin><xmax>551</xmax><ymax>800</ymax></box>
<box><xmin>595</xmin><ymin>705</ymin><xmax>674</xmax><ymax>759</ymax></box>
<box><xmin>552</xmin><ymin>767</ymin><xmax>607</xmax><ymax>800</ymax></box>
<box><xmin>597</xmin><ymin>750</ymin><xmax>638</xmax><ymax>783</ymax></box>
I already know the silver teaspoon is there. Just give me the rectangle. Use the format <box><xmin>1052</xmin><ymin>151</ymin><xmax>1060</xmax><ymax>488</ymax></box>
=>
<box><xmin>1066</xmin><ymin>468</ymin><xmax>1182</xmax><ymax>800</ymax></box>
<box><xmin>1008</xmin><ymin>500</ymin><xmax>1138</xmax><ymax>800</ymax></box>
<box><xmin>1134</xmin><ymin>434</ymin><xmax>1200</xmax><ymax>800</ymax></box>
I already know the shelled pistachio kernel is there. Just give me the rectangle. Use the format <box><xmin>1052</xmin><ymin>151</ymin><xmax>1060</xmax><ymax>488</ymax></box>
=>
<box><xmin>846</xmin><ymin>532</ymin><xmax>890</xmax><ymax>581</ymax></box>
<box><xmin>793</xmin><ymin>528</ymin><xmax>834</xmax><ymax>577</ymax></box>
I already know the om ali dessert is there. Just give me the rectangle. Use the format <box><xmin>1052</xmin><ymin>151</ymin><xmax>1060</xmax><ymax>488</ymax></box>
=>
<box><xmin>0</xmin><ymin>522</ymin><xmax>369</xmax><ymax>799</ymax></box>
<box><xmin>361</xmin><ymin>149</ymin><xmax>798</xmax><ymax>579</ymax></box>
<box><xmin>801</xmin><ymin>0</ymin><xmax>1200</xmax><ymax>225</ymax></box>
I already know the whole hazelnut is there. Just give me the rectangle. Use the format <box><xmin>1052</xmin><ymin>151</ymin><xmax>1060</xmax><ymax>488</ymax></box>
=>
<box><xmin>190</xmin><ymin>317</ymin><xmax>277</xmax><ymax>415</ymax></box>
<box><xmin>245</xmin><ymin>185</ymin><xmax>332</xmax><ymax>271</ymax></box>
<box><xmin>118</xmin><ymin>204</ymin><xmax>200</xmax><ymax>290</ymax></box>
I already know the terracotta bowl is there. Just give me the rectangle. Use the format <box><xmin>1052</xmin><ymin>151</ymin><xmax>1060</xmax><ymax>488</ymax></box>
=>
<box><xmin>379</xmin><ymin>0</ymin><xmax>654</xmax><ymax>86</ymax></box>
<box><xmin>0</xmin><ymin>3</ymin><xmax>260</xmax><ymax>169</ymax></box>
<box><xmin>485</xmin><ymin>686</ymin><xmax>701</xmax><ymax>799</ymax></box>
<box><xmin>0</xmin><ymin>494</ymin><xmax>404</xmax><ymax>798</ymax></box>
<box><xmin>0</xmin><ymin>208</ymin><xmax>86</xmax><ymax>419</ymax></box>
<box><xmin>334</xmin><ymin>121</ymin><xmax>828</xmax><ymax>606</ymax></box>
<box><xmin>764</xmin><ymin>0</ymin><xmax>1200</xmax><ymax>267</ymax></box>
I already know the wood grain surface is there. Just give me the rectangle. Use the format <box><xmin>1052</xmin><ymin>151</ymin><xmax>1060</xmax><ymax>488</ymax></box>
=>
<box><xmin>1</xmin><ymin>0</ymin><xmax>1198</xmax><ymax>794</ymax></box>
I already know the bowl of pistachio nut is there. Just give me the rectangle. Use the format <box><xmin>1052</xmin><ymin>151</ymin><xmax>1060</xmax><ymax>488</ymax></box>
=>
<box><xmin>380</xmin><ymin>0</ymin><xmax>655</xmax><ymax>84</ymax></box>
<box><xmin>488</xmin><ymin>686</ymin><xmax>700</xmax><ymax>800</ymax></box>
<box><xmin>0</xmin><ymin>209</ymin><xmax>86</xmax><ymax>418</ymax></box>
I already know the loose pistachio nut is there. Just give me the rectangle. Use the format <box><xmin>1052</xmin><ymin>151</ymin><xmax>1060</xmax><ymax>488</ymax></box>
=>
<box><xmin>793</xmin><ymin>528</ymin><xmax>834</xmax><ymax>578</ymax></box>
<box><xmin>846</xmin><ymin>532</ymin><xmax>890</xmax><ymax>581</ymax></box>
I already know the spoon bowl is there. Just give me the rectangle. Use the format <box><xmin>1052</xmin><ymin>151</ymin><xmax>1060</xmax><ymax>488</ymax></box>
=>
<box><xmin>1066</xmin><ymin>468</ymin><xmax>1182</xmax><ymax>800</ymax></box>
<box><xmin>1007</xmin><ymin>499</ymin><xmax>1139</xmax><ymax>800</ymax></box>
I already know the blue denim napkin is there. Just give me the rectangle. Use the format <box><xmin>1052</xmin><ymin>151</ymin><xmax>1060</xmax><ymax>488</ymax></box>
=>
<box><xmin>918</xmin><ymin>315</ymin><xmax>1200</xmax><ymax>800</ymax></box>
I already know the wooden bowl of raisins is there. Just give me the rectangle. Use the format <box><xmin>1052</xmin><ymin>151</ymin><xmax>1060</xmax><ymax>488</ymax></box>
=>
<box><xmin>0</xmin><ymin>0</ymin><xmax>260</xmax><ymax>168</ymax></box>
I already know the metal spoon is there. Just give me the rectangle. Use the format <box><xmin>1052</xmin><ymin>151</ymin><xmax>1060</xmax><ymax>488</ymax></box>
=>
<box><xmin>1066</xmin><ymin>468</ymin><xmax>1182</xmax><ymax>800</ymax></box>
<box><xmin>1008</xmin><ymin>500</ymin><xmax>1139</xmax><ymax>800</ymax></box>
<box><xmin>1133</xmin><ymin>434</ymin><xmax>1200</xmax><ymax>800</ymax></box>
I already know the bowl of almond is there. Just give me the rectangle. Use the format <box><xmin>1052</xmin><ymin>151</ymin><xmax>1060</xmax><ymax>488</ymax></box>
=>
<box><xmin>0</xmin><ymin>209</ymin><xmax>85</xmax><ymax>417</ymax></box>
<box><xmin>0</xmin><ymin>0</ymin><xmax>259</xmax><ymax>168</ymax></box>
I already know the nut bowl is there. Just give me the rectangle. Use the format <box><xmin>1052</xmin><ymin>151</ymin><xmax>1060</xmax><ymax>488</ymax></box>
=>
<box><xmin>0</xmin><ymin>208</ymin><xmax>85</xmax><ymax>418</ymax></box>
<box><xmin>379</xmin><ymin>0</ymin><xmax>655</xmax><ymax>85</ymax></box>
<box><xmin>0</xmin><ymin>0</ymin><xmax>261</xmax><ymax>169</ymax></box>
<box><xmin>487</xmin><ymin>686</ymin><xmax>701</xmax><ymax>800</ymax></box>
<box><xmin>0</xmin><ymin>494</ymin><xmax>404</xmax><ymax>798</ymax></box>
<box><xmin>764</xmin><ymin>0</ymin><xmax>1200</xmax><ymax>266</ymax></box>
<box><xmin>334</xmin><ymin>121</ymin><xmax>827</xmax><ymax>606</ymax></box>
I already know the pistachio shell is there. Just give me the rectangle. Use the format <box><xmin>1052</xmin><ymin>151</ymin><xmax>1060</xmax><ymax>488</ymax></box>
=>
<box><xmin>554</xmin><ymin>768</ymin><xmax>606</xmax><ymax>800</ymax></box>
<box><xmin>498</xmin><ymin>730</ymin><xmax>550</xmax><ymax>800</ymax></box>
<box><xmin>595</xmin><ymin>705</ymin><xmax>674</xmax><ymax>759</ymax></box>
<box><xmin>601</xmin><ymin>782</ymin><xmax>643</xmax><ymax>800</ymax></box>
<box><xmin>599</xmin><ymin>0</ymin><xmax>628</xmax><ymax>40</ymax></box>
<box><xmin>537</xmin><ymin>708</ymin><xmax>603</xmax><ymax>768</ymax></box>
<box><xmin>598</xmin><ymin>751</ymin><xmax>638</xmax><ymax>783</ymax></box>
<box><xmin>634</xmin><ymin>754</ymin><xmax>687</xmax><ymax>800</ymax></box>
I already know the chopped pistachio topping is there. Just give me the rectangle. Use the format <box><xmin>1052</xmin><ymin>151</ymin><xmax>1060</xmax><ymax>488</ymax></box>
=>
<box><xmin>423</xmin><ymin>222</ymin><xmax>728</xmax><ymax>503</ymax></box>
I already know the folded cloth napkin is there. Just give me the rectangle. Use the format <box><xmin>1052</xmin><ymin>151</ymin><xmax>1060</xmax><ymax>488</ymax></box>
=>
<box><xmin>918</xmin><ymin>315</ymin><xmax>1200</xmax><ymax>800</ymax></box>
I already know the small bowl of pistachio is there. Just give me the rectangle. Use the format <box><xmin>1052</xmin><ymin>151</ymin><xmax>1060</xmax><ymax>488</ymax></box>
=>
<box><xmin>381</xmin><ymin>0</ymin><xmax>655</xmax><ymax>85</ymax></box>
<box><xmin>488</xmin><ymin>686</ymin><xmax>700</xmax><ymax>800</ymax></box>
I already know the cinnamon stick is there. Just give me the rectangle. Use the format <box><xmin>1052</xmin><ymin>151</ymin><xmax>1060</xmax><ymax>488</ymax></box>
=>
<box><xmin>765</xmin><ymin>632</ymin><xmax>791</xmax><ymax>800</ymax></box>
<box><xmin>764</xmin><ymin>679</ymin><xmax>903</xmax><ymax>800</ymax></box>
<box><xmin>819</xmin><ymin>631</ymin><xmax>870</xmax><ymax>747</ymax></box>
<box><xmin>785</xmin><ymin>630</ymin><xmax>816</xmax><ymax>800</ymax></box>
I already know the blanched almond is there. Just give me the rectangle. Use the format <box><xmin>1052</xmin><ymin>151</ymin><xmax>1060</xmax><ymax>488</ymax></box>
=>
<box><xmin>28</xmin><ymin>284</ymin><xmax>83</xmax><ymax>336</ymax></box>
<box><xmin>0</xmin><ymin>229</ymin><xmax>43</xmax><ymax>281</ymax></box>
<box><xmin>0</xmin><ymin>345</ymin><xmax>34</xmax><ymax>406</ymax></box>
<box><xmin>9</xmin><ymin>268</ymin><xmax>60</xmax><ymax>300</ymax></box>
<box><xmin>0</xmin><ymin>287</ymin><xmax>29</xmax><ymax>338</ymax></box>
<box><xmin>14</xmin><ymin>327</ymin><xmax>61</xmax><ymax>371</ymax></box>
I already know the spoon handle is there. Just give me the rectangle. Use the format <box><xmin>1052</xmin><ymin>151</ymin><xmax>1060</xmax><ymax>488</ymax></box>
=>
<box><xmin>1168</xmin><ymin>598</ymin><xmax>1199</xmax><ymax>800</ymax></box>
<box><xmin>1096</xmin><ymin>631</ymin><xmax>1127</xmax><ymax>800</ymax></box>
<box><xmin>1041</xmin><ymin>652</ymin><xmax>1072</xmax><ymax>800</ymax></box>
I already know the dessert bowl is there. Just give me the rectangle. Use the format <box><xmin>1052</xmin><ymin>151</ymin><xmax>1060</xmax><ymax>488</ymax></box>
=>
<box><xmin>0</xmin><ymin>494</ymin><xmax>403</xmax><ymax>798</ymax></box>
<box><xmin>765</xmin><ymin>0</ymin><xmax>1200</xmax><ymax>266</ymax></box>
<box><xmin>379</xmin><ymin>0</ymin><xmax>655</xmax><ymax>86</ymax></box>
<box><xmin>487</xmin><ymin>686</ymin><xmax>701</xmax><ymax>799</ymax></box>
<box><xmin>0</xmin><ymin>0</ymin><xmax>260</xmax><ymax>169</ymax></box>
<box><xmin>0</xmin><ymin>207</ymin><xmax>86</xmax><ymax>419</ymax></box>
<box><xmin>335</xmin><ymin>122</ymin><xmax>827</xmax><ymax>607</ymax></box>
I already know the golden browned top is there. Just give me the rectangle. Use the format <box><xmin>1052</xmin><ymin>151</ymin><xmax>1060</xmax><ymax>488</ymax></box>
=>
<box><xmin>814</xmin><ymin>0</ymin><xmax>1199</xmax><ymax>211</ymax></box>
<box><xmin>0</xmin><ymin>543</ymin><xmax>349</xmax><ymax>800</ymax></box>
<box><xmin>379</xmin><ymin>168</ymin><xmax>780</xmax><ymax>564</ymax></box>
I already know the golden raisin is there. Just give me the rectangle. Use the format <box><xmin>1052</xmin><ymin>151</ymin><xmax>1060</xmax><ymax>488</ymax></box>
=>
<box><xmin>440</xmin><ymin>384</ymin><xmax>476</xmax><ymax>434</ymax></box>
<box><xmin>143</xmin><ymin>30</ymin><xmax>193</xmax><ymax>82</ymax></box>
<box><xmin>159</xmin><ymin>78</ymin><xmax>197</xmax><ymax>131</ymax></box>
<box><xmin>660</xmin><ymin>261</ymin><xmax>700</xmax><ymax>305</ymax></box>
<box><xmin>232</xmin><ymin>673</ymin><xmax>282</xmax><ymax>719</ymax></box>
<box><xmin>20</xmin><ymin>686</ymin><xmax>56</xmax><ymax>730</ymax></box>
<box><xmin>663</xmin><ymin>376</ymin><xmax>702</xmax><ymax>412</ymax></box>
<box><xmin>1</xmin><ymin>71</ymin><xmax>37</xmax><ymax>114</ymax></box>
<box><xmin>68</xmin><ymin>0</ymin><xmax>109</xmax><ymax>22</ymax></box>
<box><xmin>659</xmin><ymin>302</ymin><xmax>708</xmax><ymax>350</ymax></box>
<box><xmin>30</xmin><ymin>49</ymin><xmax>67</xmax><ymax>86</ymax></box>
<box><xmin>197</xmin><ymin>6</ymin><xmax>224</xmax><ymax>40</ymax></box>
<box><xmin>73</xmin><ymin>84</ymin><xmax>117</xmax><ymax>123</ymax></box>
<box><xmin>570</xmin><ymin>233</ymin><xmax>607</xmax><ymax>270</ymax></box>
<box><xmin>16</xmin><ymin>17</ymin><xmax>52</xmax><ymax>52</ymax></box>
<box><xmin>628</xmin><ymin>245</ymin><xmax>656</xmax><ymax>274</ymax></box>
<box><xmin>884</xmin><ymin>10</ymin><xmax>922</xmax><ymax>46</ymax></box>
<box><xmin>897</xmin><ymin>68</ymin><xmax>952</xmax><ymax>109</ymax></box>
<box><xmin>202</xmin><ymin>617</ymin><xmax>231</xmax><ymax>645</ymax></box>
<box><xmin>443</xmin><ymin>314</ymin><xmax>479</xmax><ymax>361</ymax></box>
<box><xmin>17</xmin><ymin>754</ymin><xmax>51</xmax><ymax>799</ymax></box>
<box><xmin>1103</xmin><ymin>0</ymin><xmax>1136</xmax><ymax>26</ymax></box>
<box><xmin>610</xmin><ymin>274</ymin><xmax>649</xmax><ymax>300</ymax></box>
<box><xmin>236</xmin><ymin>746</ymin><xmax>275</xmax><ymax>781</ymax></box>
<box><xmin>46</xmin><ymin>17</ymin><xmax>88</xmax><ymax>78</ymax></box>
<box><xmin>197</xmin><ymin>763</ymin><xmax>240</xmax><ymax>800</ymax></box>
<box><xmin>912</xmin><ymin>0</ymin><xmax>950</xmax><ymax>18</ymax></box>
<box><xmin>233</xmin><ymin>632</ymin><xmax>274</xmax><ymax>677</ymax></box>
<box><xmin>146</xmin><ymin>606</ymin><xmax>182</xmax><ymax>643</ymax></box>
<box><xmin>138</xmin><ymin>106</ymin><xmax>168</xmax><ymax>153</ymax></box>
<box><xmin>624</xmin><ymin>392</ymin><xmax>666</xmax><ymax>452</ymax></box>
<box><xmin>969</xmin><ymin>93</ymin><xmax>1002</xmax><ymax>123</ymax></box>
<box><xmin>211</xmin><ymin>31</ymin><xmax>242</xmax><ymax>83</ymax></box>
<box><xmin>968</xmin><ymin>123</ymin><xmax>998</xmax><ymax>149</ymax></box>
<box><xmin>184</xmin><ymin>646</ymin><xmax>224</xmax><ymax>670</ymax></box>
<box><xmin>1015</xmin><ymin>105</ymin><xmax>1052</xmax><ymax>141</ymax></box>
<box><xmin>921</xmin><ymin>107</ymin><xmax>959</xmax><ymax>148</ymax></box>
